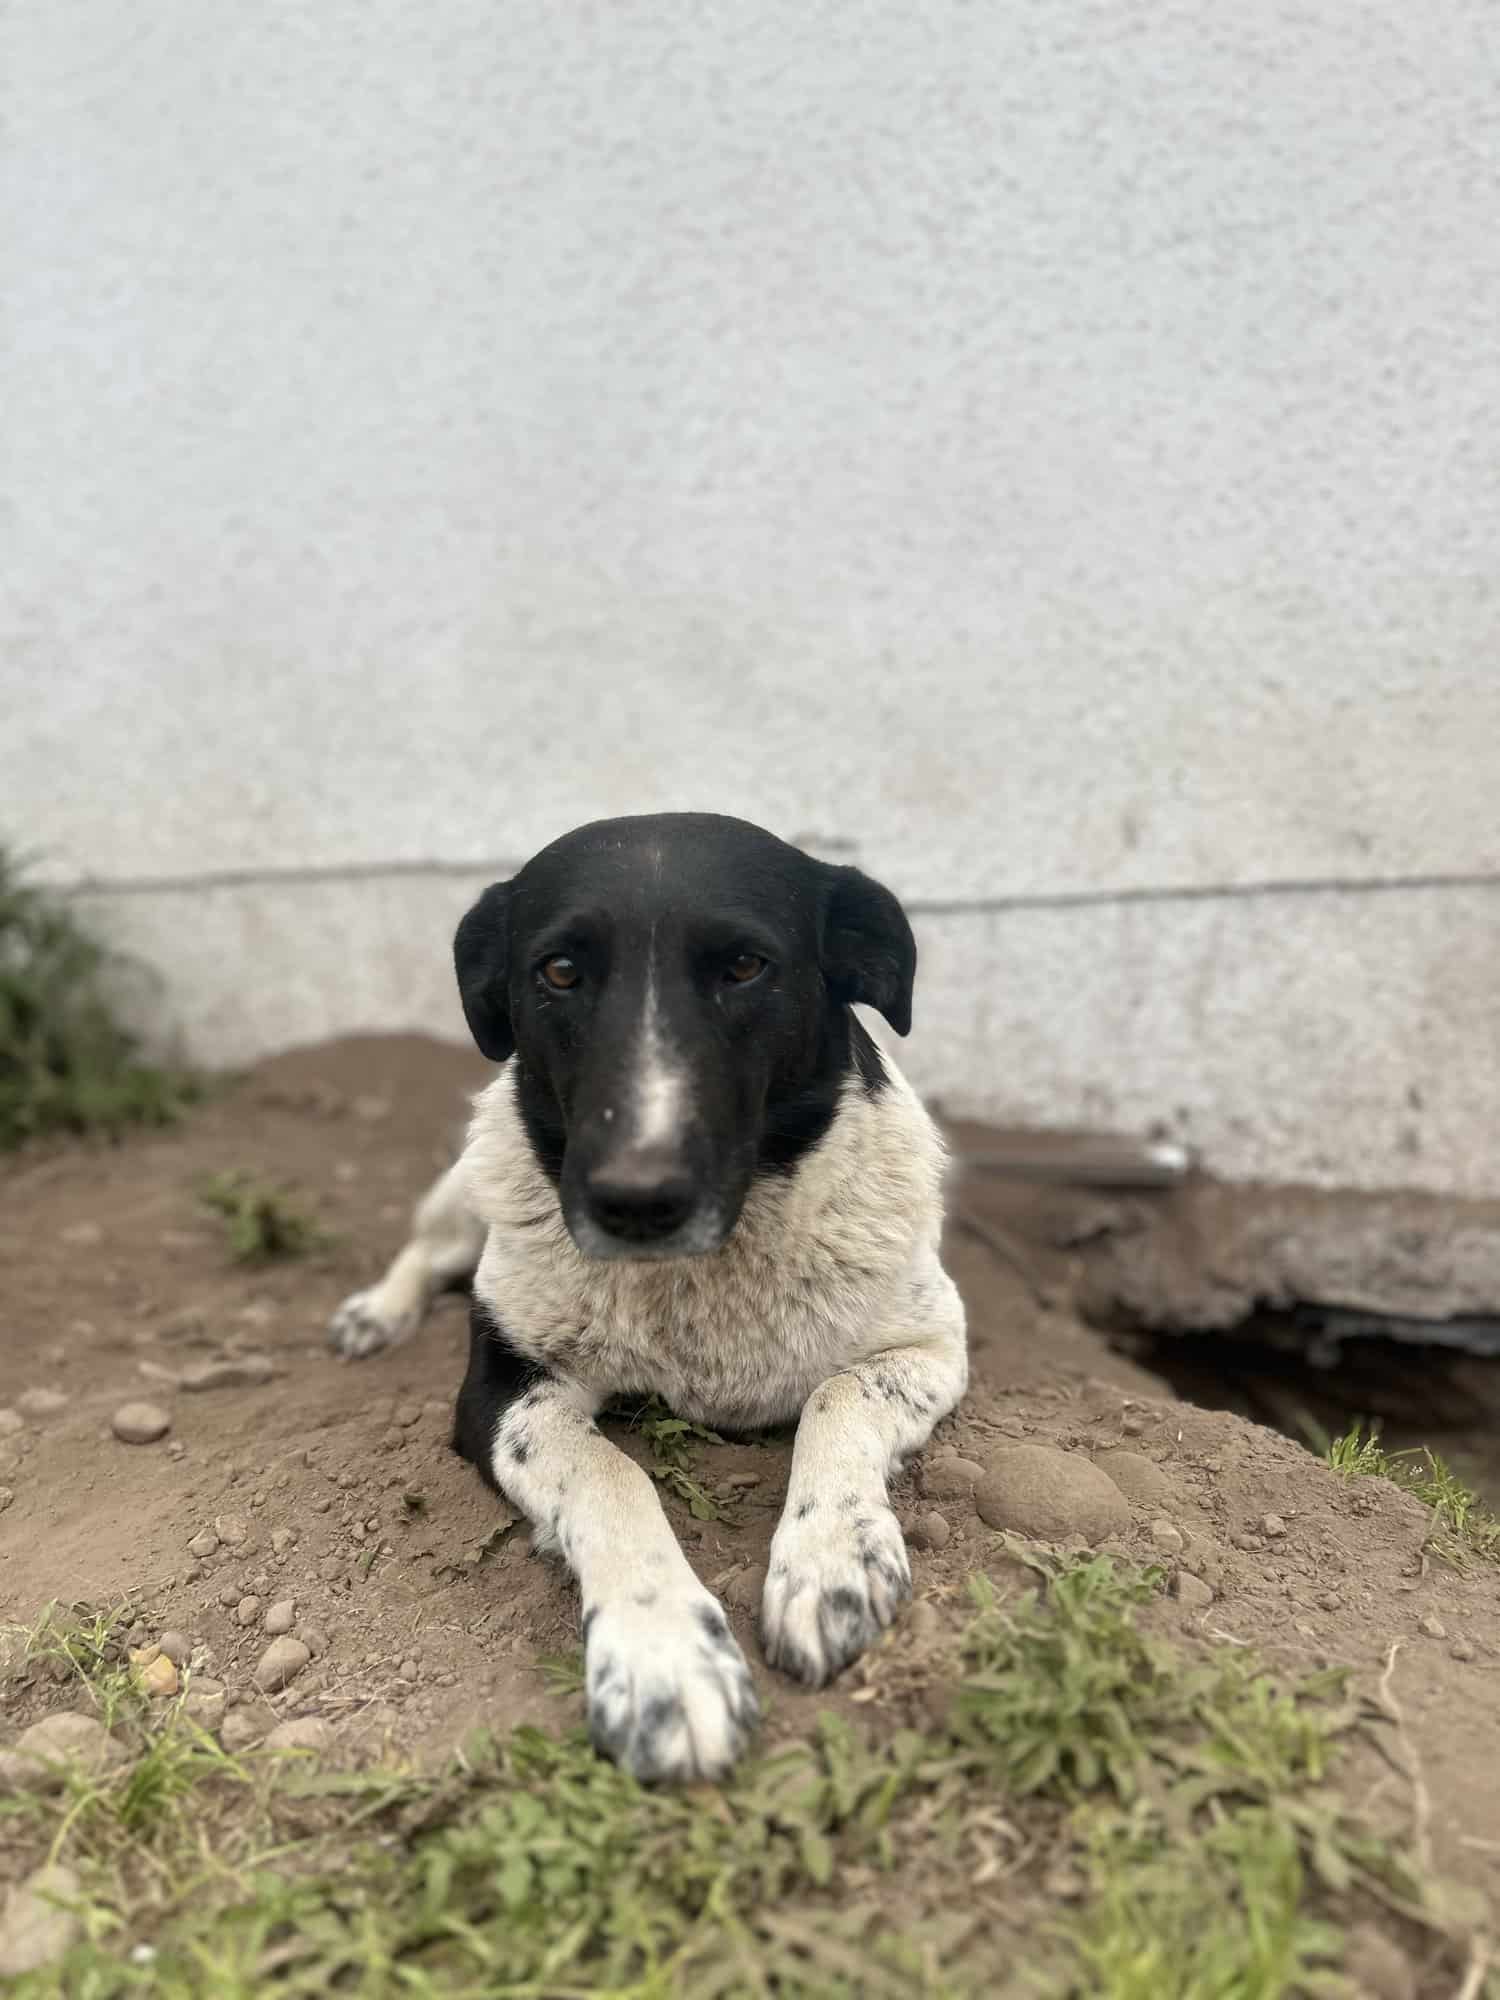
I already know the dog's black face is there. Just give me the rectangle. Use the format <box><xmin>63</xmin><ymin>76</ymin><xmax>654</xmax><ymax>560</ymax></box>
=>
<box><xmin>454</xmin><ymin>813</ymin><xmax>915</xmax><ymax>1261</ymax></box>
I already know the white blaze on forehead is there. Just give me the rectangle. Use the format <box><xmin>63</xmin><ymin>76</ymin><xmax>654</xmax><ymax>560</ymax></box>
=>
<box><xmin>631</xmin><ymin>930</ymin><xmax>687</xmax><ymax>1147</ymax></box>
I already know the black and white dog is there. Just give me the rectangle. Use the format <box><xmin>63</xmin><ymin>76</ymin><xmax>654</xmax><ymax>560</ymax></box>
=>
<box><xmin>330</xmin><ymin>813</ymin><xmax>967</xmax><ymax>1782</ymax></box>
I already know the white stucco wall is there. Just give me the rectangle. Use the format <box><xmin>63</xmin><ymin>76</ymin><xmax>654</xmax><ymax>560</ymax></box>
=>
<box><xmin>4</xmin><ymin>2</ymin><xmax>1499</xmax><ymax>1193</ymax></box>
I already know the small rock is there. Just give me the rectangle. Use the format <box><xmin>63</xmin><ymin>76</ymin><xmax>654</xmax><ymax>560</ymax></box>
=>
<box><xmin>1173</xmin><ymin>1572</ymin><xmax>1214</xmax><ymax>1611</ymax></box>
<box><xmin>1093</xmin><ymin>1449</ymin><xmax>1174</xmax><ymax>1510</ymax></box>
<box><xmin>220</xmin><ymin>1710</ymin><xmax>264</xmax><ymax>1753</ymax></box>
<box><xmin>919</xmin><ymin>1454</ymin><xmax>986</xmax><ymax>1502</ymax></box>
<box><xmin>1120</xmin><ymin>1411</ymin><xmax>1148</xmax><ymax>1436</ymax></box>
<box><xmin>909</xmin><ymin>1511</ymin><xmax>952</xmax><ymax>1552</ymax></box>
<box><xmin>398</xmin><ymin>1657</ymin><xmax>418</xmax><ymax>1681</ymax></box>
<box><xmin>270</xmin><ymin>1528</ymin><xmax>297</xmax><ymax>1555</ymax></box>
<box><xmin>380</xmin><ymin>1428</ymin><xmax>405</xmax><ymax>1450</ymax></box>
<box><xmin>0</xmin><ymin>1488</ymin><xmax>13</xmax><ymax>1514</ymax></box>
<box><xmin>215</xmin><ymin>1515</ymin><xmax>250</xmax><ymax>1547</ymax></box>
<box><xmin>264</xmin><ymin>1600</ymin><xmax>296</xmax><ymax>1636</ymax></box>
<box><xmin>187</xmin><ymin>1530</ymin><xmax>220</xmax><ymax>1560</ymax></box>
<box><xmin>1260</xmin><ymin>1514</ymin><xmax>1288</xmax><ymax>1539</ymax></box>
<box><xmin>394</xmin><ymin>1402</ymin><xmax>422</xmax><ymax>1427</ymax></box>
<box><xmin>264</xmin><ymin>1716</ymin><xmax>334</xmax><ymax>1754</ymax></box>
<box><xmin>236</xmin><ymin>1597</ymin><xmax>262</xmax><ymax>1627</ymax></box>
<box><xmin>217</xmin><ymin>1580</ymin><xmax>242</xmax><ymax>1608</ymax></box>
<box><xmin>296</xmin><ymin>1625</ymin><xmax>328</xmax><ymax>1658</ymax></box>
<box><xmin>1451</xmin><ymin>1636</ymin><xmax>1476</xmax><ymax>1662</ymax></box>
<box><xmin>179</xmin><ymin>1355</ymin><xmax>277</xmax><ymax>1392</ymax></box>
<box><xmin>1149</xmin><ymin>1519</ymin><xmax>1184</xmax><ymax>1553</ymax></box>
<box><xmin>183</xmin><ymin>1677</ymin><xmax>227</xmax><ymax>1730</ymax></box>
<box><xmin>157</xmin><ymin>1631</ymin><xmax>192</xmax><ymax>1666</ymax></box>
<box><xmin>111</xmin><ymin>1401</ymin><xmax>171</xmax><ymax>1445</ymax></box>
<box><xmin>1417</xmin><ymin>1614</ymin><xmax>1447</xmax><ymax>1640</ymax></box>
<box><xmin>1343</xmin><ymin>1924</ymin><xmax>1416</xmax><ymax>2000</ymax></box>
<box><xmin>0</xmin><ymin>1863</ymin><xmax>82</xmax><ymax>1977</ymax></box>
<box><xmin>0</xmin><ymin>1409</ymin><xmax>23</xmax><ymax>1437</ymax></box>
<box><xmin>1317</xmin><ymin>1591</ymin><xmax>1342</xmax><ymax>1612</ymax></box>
<box><xmin>139</xmin><ymin>1654</ymin><xmax>179</xmax><ymax>1698</ymax></box>
<box><xmin>975</xmin><ymin>1445</ymin><xmax>1132</xmax><ymax>1546</ymax></box>
<box><xmin>904</xmin><ymin>1599</ymin><xmax>942</xmax><ymax>1644</ymax></box>
<box><xmin>254</xmin><ymin>1638</ymin><xmax>311</xmax><ymax>1692</ymax></box>
<box><xmin>0</xmin><ymin>1713</ymin><xmax>126</xmax><ymax>1793</ymax></box>
<box><xmin>17</xmin><ymin>1388</ymin><xmax>68</xmax><ymax>1419</ymax></box>
<box><xmin>723</xmin><ymin>1566</ymin><xmax>767</xmax><ymax>1613</ymax></box>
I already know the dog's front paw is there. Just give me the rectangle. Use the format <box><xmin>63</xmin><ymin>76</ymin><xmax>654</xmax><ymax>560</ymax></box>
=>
<box><xmin>585</xmin><ymin>1586</ymin><xmax>759</xmax><ymax>1784</ymax></box>
<box><xmin>760</xmin><ymin>1500</ymin><xmax>912</xmax><ymax>1687</ymax></box>
<box><xmin>326</xmin><ymin>1288</ymin><xmax>417</xmax><ymax>1360</ymax></box>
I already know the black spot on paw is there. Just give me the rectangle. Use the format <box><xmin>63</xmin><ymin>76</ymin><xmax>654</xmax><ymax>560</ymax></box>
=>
<box><xmin>795</xmin><ymin>1501</ymin><xmax>816</xmax><ymax>1521</ymax></box>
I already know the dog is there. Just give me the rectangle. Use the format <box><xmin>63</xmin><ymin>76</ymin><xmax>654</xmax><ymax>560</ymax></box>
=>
<box><xmin>329</xmin><ymin>812</ymin><xmax>967</xmax><ymax>1782</ymax></box>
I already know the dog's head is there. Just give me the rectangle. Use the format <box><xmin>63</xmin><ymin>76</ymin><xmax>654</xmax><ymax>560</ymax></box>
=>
<box><xmin>454</xmin><ymin>813</ymin><xmax>915</xmax><ymax>1260</ymax></box>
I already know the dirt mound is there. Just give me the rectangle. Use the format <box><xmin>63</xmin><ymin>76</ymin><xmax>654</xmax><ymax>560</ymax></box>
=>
<box><xmin>1</xmin><ymin>1036</ymin><xmax>1497</xmax><ymax>1989</ymax></box>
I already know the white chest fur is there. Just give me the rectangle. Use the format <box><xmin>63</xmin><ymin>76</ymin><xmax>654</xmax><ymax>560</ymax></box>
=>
<box><xmin>462</xmin><ymin>1056</ymin><xmax>961</xmax><ymax>1429</ymax></box>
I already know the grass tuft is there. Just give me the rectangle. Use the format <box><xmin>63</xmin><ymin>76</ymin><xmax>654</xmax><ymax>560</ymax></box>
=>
<box><xmin>1</xmin><ymin>1557</ymin><xmax>1482</xmax><ymax>1998</ymax></box>
<box><xmin>197</xmin><ymin>1170</ymin><xmax>331</xmax><ymax>1263</ymax></box>
<box><xmin>0</xmin><ymin>846</ymin><xmax>193</xmax><ymax>1149</ymax></box>
<box><xmin>1326</xmin><ymin>1423</ymin><xmax>1500</xmax><ymax>1563</ymax></box>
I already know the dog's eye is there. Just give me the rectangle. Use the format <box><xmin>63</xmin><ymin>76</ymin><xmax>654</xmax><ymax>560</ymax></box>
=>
<box><xmin>725</xmin><ymin>952</ymin><xmax>767</xmax><ymax>985</ymax></box>
<box><xmin>539</xmin><ymin>956</ymin><xmax>581</xmax><ymax>991</ymax></box>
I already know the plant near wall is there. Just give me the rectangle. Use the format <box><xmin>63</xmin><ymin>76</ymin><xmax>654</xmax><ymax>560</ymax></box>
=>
<box><xmin>0</xmin><ymin>844</ymin><xmax>194</xmax><ymax>1148</ymax></box>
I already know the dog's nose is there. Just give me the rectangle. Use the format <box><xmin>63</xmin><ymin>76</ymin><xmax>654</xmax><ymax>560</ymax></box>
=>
<box><xmin>584</xmin><ymin>1151</ymin><xmax>699</xmax><ymax>1243</ymax></box>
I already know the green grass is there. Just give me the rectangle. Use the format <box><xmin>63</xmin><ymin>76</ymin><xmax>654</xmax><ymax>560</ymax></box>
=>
<box><xmin>1</xmin><ymin>1555</ymin><xmax>1484</xmax><ymax>1999</ymax></box>
<box><xmin>634</xmin><ymin>1398</ymin><xmax>736</xmax><ymax>1523</ymax></box>
<box><xmin>0</xmin><ymin>846</ymin><xmax>193</xmax><ymax>1150</ymax></box>
<box><xmin>196</xmin><ymin>1170</ymin><xmax>331</xmax><ymax>1264</ymax></box>
<box><xmin>1326</xmin><ymin>1423</ymin><xmax>1500</xmax><ymax>1563</ymax></box>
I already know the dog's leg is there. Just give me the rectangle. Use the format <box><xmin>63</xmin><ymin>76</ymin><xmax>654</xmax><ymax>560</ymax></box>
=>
<box><xmin>328</xmin><ymin>1161</ymin><xmax>485</xmax><ymax>1359</ymax></box>
<box><xmin>453</xmin><ymin>1304</ymin><xmax>759</xmax><ymax>1782</ymax></box>
<box><xmin>760</xmin><ymin>1315</ymin><xmax>968</xmax><ymax>1688</ymax></box>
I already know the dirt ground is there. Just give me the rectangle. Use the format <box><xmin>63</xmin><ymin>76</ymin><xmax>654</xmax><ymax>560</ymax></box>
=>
<box><xmin>2</xmin><ymin>1033</ymin><xmax>1498</xmax><ymax>1976</ymax></box>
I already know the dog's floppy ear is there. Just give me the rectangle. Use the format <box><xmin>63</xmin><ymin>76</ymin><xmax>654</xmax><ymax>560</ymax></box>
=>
<box><xmin>819</xmin><ymin>864</ymin><xmax>916</xmax><ymax>1036</ymax></box>
<box><xmin>453</xmin><ymin>881</ymin><xmax>515</xmax><ymax>1062</ymax></box>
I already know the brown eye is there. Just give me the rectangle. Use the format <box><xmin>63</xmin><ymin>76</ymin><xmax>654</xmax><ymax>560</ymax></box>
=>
<box><xmin>540</xmin><ymin>955</ymin><xmax>580</xmax><ymax>991</ymax></box>
<box><xmin>725</xmin><ymin>952</ymin><xmax>767</xmax><ymax>985</ymax></box>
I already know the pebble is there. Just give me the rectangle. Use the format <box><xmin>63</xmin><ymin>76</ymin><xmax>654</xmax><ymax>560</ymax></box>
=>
<box><xmin>0</xmin><ymin>1489</ymin><xmax>13</xmax><ymax>1514</ymax></box>
<box><xmin>1260</xmin><ymin>1514</ymin><xmax>1289</xmax><ymax>1539</ymax></box>
<box><xmin>398</xmin><ymin>1657</ymin><xmax>418</xmax><ymax>1681</ymax></box>
<box><xmin>394</xmin><ymin>1402</ymin><xmax>422</xmax><ymax>1427</ymax></box>
<box><xmin>909</xmin><ymin>1511</ymin><xmax>952</xmax><ymax>1552</ymax></box>
<box><xmin>217</xmin><ymin>1581</ymin><xmax>242</xmax><ymax>1608</ymax></box>
<box><xmin>1148</xmin><ymin>1519</ymin><xmax>1184</xmax><ymax>1553</ymax></box>
<box><xmin>380</xmin><ymin>1428</ymin><xmax>406</xmax><ymax>1450</ymax></box>
<box><xmin>1173</xmin><ymin>1571</ymin><xmax>1214</xmax><ymax>1611</ymax></box>
<box><xmin>264</xmin><ymin>1716</ymin><xmax>334</xmax><ymax>1754</ymax></box>
<box><xmin>111</xmin><ymin>1401</ymin><xmax>171</xmax><ymax>1445</ymax></box>
<box><xmin>975</xmin><ymin>1446</ymin><xmax>1131</xmax><ymax>1546</ymax></box>
<box><xmin>1343</xmin><ymin>1925</ymin><xmax>1416</xmax><ymax>2000</ymax></box>
<box><xmin>271</xmin><ymin>1528</ymin><xmax>297</xmax><ymax>1555</ymax></box>
<box><xmin>139</xmin><ymin>1654</ymin><xmax>179</xmax><ymax>1698</ymax></box>
<box><xmin>220</xmin><ymin>1710</ymin><xmax>264</xmax><ymax>1753</ymax></box>
<box><xmin>183</xmin><ymin>1677</ymin><xmax>227</xmax><ymax>1730</ymax></box>
<box><xmin>919</xmin><ymin>1453</ymin><xmax>986</xmax><ymax>1502</ymax></box>
<box><xmin>236</xmin><ymin>1596</ymin><xmax>263</xmax><ymax>1627</ymax></box>
<box><xmin>17</xmin><ymin>1388</ymin><xmax>67</xmax><ymax>1419</ymax></box>
<box><xmin>187</xmin><ymin>1529</ymin><xmax>220</xmax><ymax>1560</ymax></box>
<box><xmin>724</xmin><ymin>1566</ymin><xmax>766</xmax><ymax>1613</ymax></box>
<box><xmin>179</xmin><ymin>1355</ymin><xmax>276</xmax><ymax>1392</ymax></box>
<box><xmin>1417</xmin><ymin>1614</ymin><xmax>1447</xmax><ymax>1640</ymax></box>
<box><xmin>263</xmin><ymin>1600</ymin><xmax>296</xmax><ymax>1636</ymax></box>
<box><xmin>0</xmin><ymin>1713</ymin><xmax>126</xmax><ymax>1793</ymax></box>
<box><xmin>254</xmin><ymin>1638</ymin><xmax>311</xmax><ymax>1692</ymax></box>
<box><xmin>1451</xmin><ymin>1637</ymin><xmax>1476</xmax><ymax>1662</ymax></box>
<box><xmin>311</xmin><ymin>1495</ymin><xmax>333</xmax><ymax>1514</ymax></box>
<box><xmin>296</xmin><ymin>1625</ymin><xmax>328</xmax><ymax>1658</ymax></box>
<box><xmin>0</xmin><ymin>1863</ymin><xmax>82</xmax><ymax>1977</ymax></box>
<box><xmin>0</xmin><ymin>1409</ymin><xmax>23</xmax><ymax>1437</ymax></box>
<box><xmin>157</xmin><ymin>1631</ymin><xmax>192</xmax><ymax>1666</ymax></box>
<box><xmin>215</xmin><ymin>1515</ymin><xmax>250</xmax><ymax>1547</ymax></box>
<box><xmin>1093</xmin><ymin>1449</ymin><xmax>1174</xmax><ymax>1510</ymax></box>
